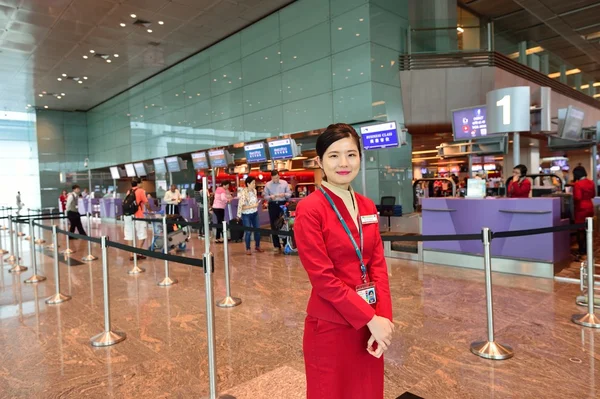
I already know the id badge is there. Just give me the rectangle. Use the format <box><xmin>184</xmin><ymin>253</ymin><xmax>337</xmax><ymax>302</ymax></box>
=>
<box><xmin>356</xmin><ymin>282</ymin><xmax>377</xmax><ymax>305</ymax></box>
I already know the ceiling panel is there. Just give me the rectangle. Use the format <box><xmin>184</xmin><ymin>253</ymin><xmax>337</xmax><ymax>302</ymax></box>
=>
<box><xmin>542</xmin><ymin>0</ymin><xmax>600</xmax><ymax>15</ymax></box>
<box><xmin>19</xmin><ymin>0</ymin><xmax>73</xmax><ymax>17</ymax></box>
<box><xmin>459</xmin><ymin>0</ymin><xmax>522</xmax><ymax>18</ymax></box>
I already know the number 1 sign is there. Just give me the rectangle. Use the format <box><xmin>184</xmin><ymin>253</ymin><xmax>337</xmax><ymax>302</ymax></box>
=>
<box><xmin>486</xmin><ymin>86</ymin><xmax>531</xmax><ymax>134</ymax></box>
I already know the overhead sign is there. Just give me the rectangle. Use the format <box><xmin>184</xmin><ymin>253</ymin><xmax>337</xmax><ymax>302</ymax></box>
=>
<box><xmin>208</xmin><ymin>149</ymin><xmax>229</xmax><ymax>168</ymax></box>
<box><xmin>133</xmin><ymin>162</ymin><xmax>147</xmax><ymax>177</ymax></box>
<box><xmin>244</xmin><ymin>142</ymin><xmax>268</xmax><ymax>163</ymax></box>
<box><xmin>451</xmin><ymin>106</ymin><xmax>487</xmax><ymax>141</ymax></box>
<box><xmin>558</xmin><ymin>106</ymin><xmax>585</xmax><ymax>141</ymax></box>
<box><xmin>165</xmin><ymin>156</ymin><xmax>181</xmax><ymax>172</ymax></box>
<box><xmin>191</xmin><ymin>152</ymin><xmax>209</xmax><ymax>169</ymax></box>
<box><xmin>268</xmin><ymin>138</ymin><xmax>298</xmax><ymax>160</ymax></box>
<box><xmin>124</xmin><ymin>163</ymin><xmax>136</xmax><ymax>177</ymax></box>
<box><xmin>109</xmin><ymin>166</ymin><xmax>120</xmax><ymax>179</ymax></box>
<box><xmin>153</xmin><ymin>158</ymin><xmax>166</xmax><ymax>174</ymax></box>
<box><xmin>486</xmin><ymin>86</ymin><xmax>531</xmax><ymax>134</ymax></box>
<box><xmin>360</xmin><ymin>121</ymin><xmax>400</xmax><ymax>150</ymax></box>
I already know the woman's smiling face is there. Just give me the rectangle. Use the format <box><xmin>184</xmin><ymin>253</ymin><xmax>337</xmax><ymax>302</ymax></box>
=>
<box><xmin>318</xmin><ymin>137</ymin><xmax>361</xmax><ymax>188</ymax></box>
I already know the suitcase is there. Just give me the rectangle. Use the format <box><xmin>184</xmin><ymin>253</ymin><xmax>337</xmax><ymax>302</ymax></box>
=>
<box><xmin>229</xmin><ymin>217</ymin><xmax>244</xmax><ymax>242</ymax></box>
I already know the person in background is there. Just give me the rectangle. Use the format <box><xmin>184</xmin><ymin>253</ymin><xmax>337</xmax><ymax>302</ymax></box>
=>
<box><xmin>82</xmin><ymin>188</ymin><xmax>90</xmax><ymax>199</ymax></box>
<box><xmin>163</xmin><ymin>184</ymin><xmax>181</xmax><ymax>215</ymax></box>
<box><xmin>237</xmin><ymin>176</ymin><xmax>264</xmax><ymax>255</ymax></box>
<box><xmin>123</xmin><ymin>178</ymin><xmax>149</xmax><ymax>261</ymax></box>
<box><xmin>508</xmin><ymin>164</ymin><xmax>531</xmax><ymax>198</ymax></box>
<box><xmin>572</xmin><ymin>166</ymin><xmax>595</xmax><ymax>259</ymax></box>
<box><xmin>212</xmin><ymin>181</ymin><xmax>231</xmax><ymax>243</ymax></box>
<box><xmin>16</xmin><ymin>191</ymin><xmax>23</xmax><ymax>215</ymax></box>
<box><xmin>66</xmin><ymin>185</ymin><xmax>86</xmax><ymax>237</ymax></box>
<box><xmin>193</xmin><ymin>183</ymin><xmax>205</xmax><ymax>237</ymax></box>
<box><xmin>59</xmin><ymin>190</ymin><xmax>68</xmax><ymax>214</ymax></box>
<box><xmin>103</xmin><ymin>190</ymin><xmax>113</xmax><ymax>198</ymax></box>
<box><xmin>264</xmin><ymin>170</ymin><xmax>291</xmax><ymax>253</ymax></box>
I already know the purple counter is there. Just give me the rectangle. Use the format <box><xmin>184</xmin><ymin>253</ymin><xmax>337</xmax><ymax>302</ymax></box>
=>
<box><xmin>100</xmin><ymin>198</ymin><xmax>123</xmax><ymax>218</ymax></box>
<box><xmin>421</xmin><ymin>197</ymin><xmax>571</xmax><ymax>277</ymax></box>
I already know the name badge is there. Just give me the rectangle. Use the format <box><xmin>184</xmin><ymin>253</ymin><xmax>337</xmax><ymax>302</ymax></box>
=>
<box><xmin>361</xmin><ymin>214</ymin><xmax>378</xmax><ymax>225</ymax></box>
<box><xmin>356</xmin><ymin>282</ymin><xmax>377</xmax><ymax>304</ymax></box>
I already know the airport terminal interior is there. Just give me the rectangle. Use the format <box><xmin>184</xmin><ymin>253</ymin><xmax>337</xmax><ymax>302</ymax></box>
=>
<box><xmin>2</xmin><ymin>0</ymin><xmax>600</xmax><ymax>398</ymax></box>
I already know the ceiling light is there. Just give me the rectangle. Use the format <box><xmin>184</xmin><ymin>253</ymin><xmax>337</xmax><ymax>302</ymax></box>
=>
<box><xmin>106</xmin><ymin>59</ymin><xmax>112</xmax><ymax>63</ymax></box>
<box><xmin>114</xmin><ymin>54</ymin><xmax>119</xmax><ymax>57</ymax></box>
<box><xmin>359</xmin><ymin>18</ymin><xmax>364</xmax><ymax>22</ymax></box>
<box><xmin>62</xmin><ymin>73</ymin><xmax>67</xmax><ymax>77</ymax></box>
<box><xmin>548</xmin><ymin>68</ymin><xmax>581</xmax><ymax>78</ymax></box>
<box><xmin>44</xmin><ymin>106</ymin><xmax>48</xmax><ymax>109</ymax></box>
<box><xmin>83</xmin><ymin>55</ymin><xmax>88</xmax><ymax>59</ymax></box>
<box><xmin>57</xmin><ymin>78</ymin><xmax>62</xmax><ymax>81</ymax></box>
<box><xmin>27</xmin><ymin>104</ymin><xmax>31</xmax><ymax>107</ymax></box>
<box><xmin>57</xmin><ymin>96</ymin><xmax>62</xmax><ymax>99</ymax></box>
<box><xmin>594</xmin><ymin>93</ymin><xmax>600</xmax><ymax>98</ymax></box>
<box><xmin>147</xmin><ymin>29</ymin><xmax>153</xmax><ymax>33</ymax></box>
<box><xmin>120</xmin><ymin>23</ymin><xmax>126</xmax><ymax>27</ymax></box>
<box><xmin>158</xmin><ymin>21</ymin><xmax>164</xmax><ymax>25</ymax></box>
<box><xmin>90</xmin><ymin>50</ymin><xmax>95</xmax><ymax>53</ymax></box>
<box><xmin>130</xmin><ymin>14</ymin><xmax>137</xmax><ymax>18</ymax></box>
<box><xmin>61</xmin><ymin>93</ymin><xmax>65</xmax><ymax>96</ymax></box>
<box><xmin>338</xmin><ymin>27</ymin><xmax>342</xmax><ymax>30</ymax></box>
<box><xmin>83</xmin><ymin>76</ymin><xmax>88</xmax><ymax>80</ymax></box>
<box><xmin>78</xmin><ymin>80</ymin><xmax>83</xmax><ymax>83</ymax></box>
<box><xmin>457</xmin><ymin>26</ymin><xmax>464</xmax><ymax>33</ymax></box>
<box><xmin>38</xmin><ymin>94</ymin><xmax>43</xmax><ymax>97</ymax></box>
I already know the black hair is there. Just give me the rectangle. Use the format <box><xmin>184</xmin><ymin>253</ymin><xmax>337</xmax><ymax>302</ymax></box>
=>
<box><xmin>194</xmin><ymin>182</ymin><xmax>202</xmax><ymax>191</ymax></box>
<box><xmin>245</xmin><ymin>176</ymin><xmax>256</xmax><ymax>185</ymax></box>
<box><xmin>316</xmin><ymin>123</ymin><xmax>361</xmax><ymax>159</ymax></box>
<box><xmin>573</xmin><ymin>165</ymin><xmax>588</xmax><ymax>181</ymax></box>
<box><xmin>72</xmin><ymin>184</ymin><xmax>80</xmax><ymax>190</ymax></box>
<box><xmin>221</xmin><ymin>180</ymin><xmax>231</xmax><ymax>187</ymax></box>
<box><xmin>271</xmin><ymin>170</ymin><xmax>279</xmax><ymax>177</ymax></box>
<box><xmin>513</xmin><ymin>164</ymin><xmax>527</xmax><ymax>177</ymax></box>
<box><xmin>131</xmin><ymin>178</ymin><xmax>139</xmax><ymax>187</ymax></box>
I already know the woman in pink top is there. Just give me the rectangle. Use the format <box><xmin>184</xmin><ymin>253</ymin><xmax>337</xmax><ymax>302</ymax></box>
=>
<box><xmin>213</xmin><ymin>180</ymin><xmax>231</xmax><ymax>243</ymax></box>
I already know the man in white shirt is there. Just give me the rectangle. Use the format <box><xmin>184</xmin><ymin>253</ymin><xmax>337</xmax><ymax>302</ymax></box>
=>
<box><xmin>163</xmin><ymin>184</ymin><xmax>182</xmax><ymax>215</ymax></box>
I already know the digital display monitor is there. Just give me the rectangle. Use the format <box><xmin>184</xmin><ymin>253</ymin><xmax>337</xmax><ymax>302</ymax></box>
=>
<box><xmin>452</xmin><ymin>106</ymin><xmax>488</xmax><ymax>141</ymax></box>
<box><xmin>165</xmin><ymin>156</ymin><xmax>181</xmax><ymax>172</ymax></box>
<box><xmin>191</xmin><ymin>152</ymin><xmax>209</xmax><ymax>169</ymax></box>
<box><xmin>134</xmin><ymin>162</ymin><xmax>147</xmax><ymax>177</ymax></box>
<box><xmin>208</xmin><ymin>149</ymin><xmax>228</xmax><ymax>168</ymax></box>
<box><xmin>559</xmin><ymin>106</ymin><xmax>585</xmax><ymax>141</ymax></box>
<box><xmin>268</xmin><ymin>139</ymin><xmax>297</xmax><ymax>160</ymax></box>
<box><xmin>109</xmin><ymin>166</ymin><xmax>120</xmax><ymax>179</ymax></box>
<box><xmin>244</xmin><ymin>142</ymin><xmax>268</xmax><ymax>163</ymax></box>
<box><xmin>466</xmin><ymin>178</ymin><xmax>486</xmax><ymax>198</ymax></box>
<box><xmin>359</xmin><ymin>122</ymin><xmax>400</xmax><ymax>150</ymax></box>
<box><xmin>153</xmin><ymin>158</ymin><xmax>167</xmax><ymax>174</ymax></box>
<box><xmin>124</xmin><ymin>163</ymin><xmax>136</xmax><ymax>177</ymax></box>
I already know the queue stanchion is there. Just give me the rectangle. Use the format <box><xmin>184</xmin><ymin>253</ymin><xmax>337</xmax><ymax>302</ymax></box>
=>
<box><xmin>81</xmin><ymin>213</ymin><xmax>97</xmax><ymax>262</ymax></box>
<box><xmin>90</xmin><ymin>236</ymin><xmax>126</xmax><ymax>346</ymax></box>
<box><xmin>45</xmin><ymin>225</ymin><xmax>71</xmax><ymax>304</ymax></box>
<box><xmin>0</xmin><ymin>207</ymin><xmax>6</xmax><ymax>231</ymax></box>
<box><xmin>201</xmin><ymin>177</ymin><xmax>218</xmax><ymax>399</ymax></box>
<box><xmin>470</xmin><ymin>227</ymin><xmax>514</xmax><ymax>360</ymax></box>
<box><xmin>35</xmin><ymin>218</ymin><xmax>46</xmax><ymax>245</ymax></box>
<box><xmin>572</xmin><ymin>217</ymin><xmax>600</xmax><ymax>328</ymax></box>
<box><xmin>8</xmin><ymin>221</ymin><xmax>27</xmax><ymax>273</ymax></box>
<box><xmin>157</xmin><ymin>215</ymin><xmax>177</xmax><ymax>286</ymax></box>
<box><xmin>217</xmin><ymin>220</ymin><xmax>241</xmax><ymax>308</ymax></box>
<box><xmin>127</xmin><ymin>219</ymin><xmax>145</xmax><ymax>275</ymax></box>
<box><xmin>6</xmin><ymin>216</ymin><xmax>18</xmax><ymax>264</ymax></box>
<box><xmin>24</xmin><ymin>219</ymin><xmax>46</xmax><ymax>283</ymax></box>
<box><xmin>20</xmin><ymin>210</ymin><xmax>28</xmax><ymax>238</ymax></box>
<box><xmin>61</xmin><ymin>228</ymin><xmax>74</xmax><ymax>255</ymax></box>
<box><xmin>0</xmin><ymin>218</ymin><xmax>8</xmax><ymax>255</ymax></box>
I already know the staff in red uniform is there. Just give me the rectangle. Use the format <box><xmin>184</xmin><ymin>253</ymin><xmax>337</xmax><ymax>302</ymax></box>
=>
<box><xmin>294</xmin><ymin>123</ymin><xmax>394</xmax><ymax>399</ymax></box>
<box><xmin>508</xmin><ymin>164</ymin><xmax>531</xmax><ymax>198</ymax></box>
<box><xmin>572</xmin><ymin>165</ymin><xmax>595</xmax><ymax>258</ymax></box>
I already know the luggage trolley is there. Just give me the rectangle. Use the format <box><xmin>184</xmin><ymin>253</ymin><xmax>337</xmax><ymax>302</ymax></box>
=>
<box><xmin>279</xmin><ymin>202</ymin><xmax>297</xmax><ymax>255</ymax></box>
<box><xmin>148</xmin><ymin>212</ymin><xmax>190</xmax><ymax>252</ymax></box>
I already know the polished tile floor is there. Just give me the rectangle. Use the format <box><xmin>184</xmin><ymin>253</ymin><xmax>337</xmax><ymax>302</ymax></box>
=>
<box><xmin>1</xmin><ymin>219</ymin><xmax>599</xmax><ymax>399</ymax></box>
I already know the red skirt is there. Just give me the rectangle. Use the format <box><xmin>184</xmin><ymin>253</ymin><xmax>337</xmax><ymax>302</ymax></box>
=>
<box><xmin>303</xmin><ymin>315</ymin><xmax>384</xmax><ymax>399</ymax></box>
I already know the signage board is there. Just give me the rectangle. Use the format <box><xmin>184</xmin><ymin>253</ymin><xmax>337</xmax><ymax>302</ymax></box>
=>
<box><xmin>359</xmin><ymin>121</ymin><xmax>400</xmax><ymax>150</ymax></box>
<box><xmin>268</xmin><ymin>138</ymin><xmax>298</xmax><ymax>160</ymax></box>
<box><xmin>191</xmin><ymin>152</ymin><xmax>209</xmax><ymax>169</ymax></box>
<box><xmin>244</xmin><ymin>142</ymin><xmax>268</xmax><ymax>163</ymax></box>
<box><xmin>153</xmin><ymin>158</ymin><xmax>167</xmax><ymax>174</ymax></box>
<box><xmin>165</xmin><ymin>156</ymin><xmax>181</xmax><ymax>172</ymax></box>
<box><xmin>133</xmin><ymin>162</ymin><xmax>147</xmax><ymax>177</ymax></box>
<box><xmin>208</xmin><ymin>149</ymin><xmax>229</xmax><ymax>168</ymax></box>
<box><xmin>486</xmin><ymin>86</ymin><xmax>531</xmax><ymax>134</ymax></box>
<box><xmin>451</xmin><ymin>106</ymin><xmax>487</xmax><ymax>141</ymax></box>
<box><xmin>558</xmin><ymin>106</ymin><xmax>585</xmax><ymax>141</ymax></box>
<box><xmin>124</xmin><ymin>163</ymin><xmax>136</xmax><ymax>177</ymax></box>
<box><xmin>109</xmin><ymin>166</ymin><xmax>120</xmax><ymax>179</ymax></box>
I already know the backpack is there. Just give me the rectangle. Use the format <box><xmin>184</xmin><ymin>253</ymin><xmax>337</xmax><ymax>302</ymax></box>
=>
<box><xmin>122</xmin><ymin>188</ymin><xmax>139</xmax><ymax>216</ymax></box>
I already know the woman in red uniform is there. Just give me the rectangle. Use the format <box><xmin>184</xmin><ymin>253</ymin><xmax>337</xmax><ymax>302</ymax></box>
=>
<box><xmin>294</xmin><ymin>123</ymin><xmax>394</xmax><ymax>399</ymax></box>
<box><xmin>508</xmin><ymin>164</ymin><xmax>531</xmax><ymax>198</ymax></box>
<box><xmin>572</xmin><ymin>165</ymin><xmax>595</xmax><ymax>258</ymax></box>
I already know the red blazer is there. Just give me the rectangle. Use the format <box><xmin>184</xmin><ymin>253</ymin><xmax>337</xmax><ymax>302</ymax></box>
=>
<box><xmin>573</xmin><ymin>178</ymin><xmax>595</xmax><ymax>224</ymax></box>
<box><xmin>508</xmin><ymin>178</ymin><xmax>531</xmax><ymax>198</ymax></box>
<box><xmin>294</xmin><ymin>187</ymin><xmax>393</xmax><ymax>330</ymax></box>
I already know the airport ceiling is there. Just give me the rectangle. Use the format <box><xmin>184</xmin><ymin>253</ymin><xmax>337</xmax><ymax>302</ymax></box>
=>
<box><xmin>459</xmin><ymin>0</ymin><xmax>600</xmax><ymax>80</ymax></box>
<box><xmin>0</xmin><ymin>0</ymin><xmax>293</xmax><ymax>113</ymax></box>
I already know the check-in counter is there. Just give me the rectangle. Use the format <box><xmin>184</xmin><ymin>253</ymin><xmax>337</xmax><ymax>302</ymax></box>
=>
<box><xmin>78</xmin><ymin>198</ymin><xmax>99</xmax><ymax>215</ymax></box>
<box><xmin>100</xmin><ymin>198</ymin><xmax>123</xmax><ymax>219</ymax></box>
<box><xmin>211</xmin><ymin>197</ymin><xmax>303</xmax><ymax>225</ymax></box>
<box><xmin>421</xmin><ymin>197</ymin><xmax>571</xmax><ymax>278</ymax></box>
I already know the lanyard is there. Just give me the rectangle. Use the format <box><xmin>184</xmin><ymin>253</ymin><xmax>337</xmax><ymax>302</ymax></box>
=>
<box><xmin>319</xmin><ymin>187</ymin><xmax>367</xmax><ymax>283</ymax></box>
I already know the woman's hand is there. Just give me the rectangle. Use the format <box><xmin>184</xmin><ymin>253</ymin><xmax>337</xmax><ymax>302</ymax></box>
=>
<box><xmin>366</xmin><ymin>315</ymin><xmax>394</xmax><ymax>357</ymax></box>
<box><xmin>512</xmin><ymin>175</ymin><xmax>519</xmax><ymax>183</ymax></box>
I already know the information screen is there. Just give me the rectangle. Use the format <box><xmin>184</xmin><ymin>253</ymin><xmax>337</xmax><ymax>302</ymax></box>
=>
<box><xmin>208</xmin><ymin>149</ymin><xmax>227</xmax><ymax>168</ymax></box>
<box><xmin>268</xmin><ymin>139</ymin><xmax>295</xmax><ymax>160</ymax></box>
<box><xmin>134</xmin><ymin>163</ymin><xmax>147</xmax><ymax>177</ymax></box>
<box><xmin>244</xmin><ymin>142</ymin><xmax>267</xmax><ymax>163</ymax></box>
<box><xmin>191</xmin><ymin>152</ymin><xmax>209</xmax><ymax>169</ymax></box>
<box><xmin>109</xmin><ymin>167</ymin><xmax>120</xmax><ymax>179</ymax></box>
<box><xmin>124</xmin><ymin>163</ymin><xmax>136</xmax><ymax>177</ymax></box>
<box><xmin>560</xmin><ymin>106</ymin><xmax>585</xmax><ymax>141</ymax></box>
<box><xmin>153</xmin><ymin>158</ymin><xmax>166</xmax><ymax>174</ymax></box>
<box><xmin>360</xmin><ymin>122</ymin><xmax>399</xmax><ymax>150</ymax></box>
<box><xmin>466</xmin><ymin>178</ymin><xmax>486</xmax><ymax>198</ymax></box>
<box><xmin>165</xmin><ymin>156</ymin><xmax>181</xmax><ymax>172</ymax></box>
<box><xmin>452</xmin><ymin>106</ymin><xmax>487</xmax><ymax>141</ymax></box>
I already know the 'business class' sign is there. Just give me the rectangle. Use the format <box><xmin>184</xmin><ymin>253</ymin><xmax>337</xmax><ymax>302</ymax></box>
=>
<box><xmin>360</xmin><ymin>122</ymin><xmax>400</xmax><ymax>150</ymax></box>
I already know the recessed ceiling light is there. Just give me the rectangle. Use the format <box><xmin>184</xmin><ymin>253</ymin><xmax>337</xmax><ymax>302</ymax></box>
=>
<box><xmin>158</xmin><ymin>21</ymin><xmax>164</xmax><ymax>25</ymax></box>
<box><xmin>83</xmin><ymin>76</ymin><xmax>88</xmax><ymax>80</ymax></box>
<box><xmin>44</xmin><ymin>106</ymin><xmax>48</xmax><ymax>109</ymax></box>
<box><xmin>83</xmin><ymin>55</ymin><xmax>88</xmax><ymax>59</ymax></box>
<box><xmin>62</xmin><ymin>73</ymin><xmax>67</xmax><ymax>77</ymax></box>
<box><xmin>27</xmin><ymin>104</ymin><xmax>31</xmax><ymax>107</ymax></box>
<box><xmin>106</xmin><ymin>59</ymin><xmax>112</xmax><ymax>63</ymax></box>
<box><xmin>338</xmin><ymin>27</ymin><xmax>343</xmax><ymax>30</ymax></box>
<box><xmin>359</xmin><ymin>18</ymin><xmax>364</xmax><ymax>22</ymax></box>
<box><xmin>61</xmin><ymin>93</ymin><xmax>65</xmax><ymax>96</ymax></box>
<box><xmin>38</xmin><ymin>94</ymin><xmax>43</xmax><ymax>97</ymax></box>
<box><xmin>90</xmin><ymin>50</ymin><xmax>95</xmax><ymax>53</ymax></box>
<box><xmin>147</xmin><ymin>29</ymin><xmax>153</xmax><ymax>33</ymax></box>
<box><xmin>356</xmin><ymin>33</ymin><xmax>360</xmax><ymax>37</ymax></box>
<box><xmin>57</xmin><ymin>78</ymin><xmax>62</xmax><ymax>81</ymax></box>
<box><xmin>78</xmin><ymin>80</ymin><xmax>83</xmax><ymax>83</ymax></box>
<box><xmin>130</xmin><ymin>14</ymin><xmax>137</xmax><ymax>18</ymax></box>
<box><xmin>120</xmin><ymin>23</ymin><xmax>126</xmax><ymax>27</ymax></box>
<box><xmin>57</xmin><ymin>96</ymin><xmax>62</xmax><ymax>99</ymax></box>
<box><xmin>114</xmin><ymin>54</ymin><xmax>119</xmax><ymax>57</ymax></box>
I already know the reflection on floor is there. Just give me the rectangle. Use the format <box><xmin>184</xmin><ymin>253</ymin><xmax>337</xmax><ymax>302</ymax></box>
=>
<box><xmin>1</xmin><ymin>219</ymin><xmax>599</xmax><ymax>399</ymax></box>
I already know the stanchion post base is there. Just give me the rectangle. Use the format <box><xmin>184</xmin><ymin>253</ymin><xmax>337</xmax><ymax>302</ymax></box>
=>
<box><xmin>157</xmin><ymin>277</ymin><xmax>178</xmax><ymax>286</ymax></box>
<box><xmin>81</xmin><ymin>255</ymin><xmax>98</xmax><ymax>262</ymax></box>
<box><xmin>6</xmin><ymin>255</ymin><xmax>19</xmax><ymax>264</ymax></box>
<box><xmin>46</xmin><ymin>244</ymin><xmax>59</xmax><ymax>250</ymax></box>
<box><xmin>34</xmin><ymin>239</ymin><xmax>46</xmax><ymax>245</ymax></box>
<box><xmin>90</xmin><ymin>331</ymin><xmax>127</xmax><ymax>347</ymax></box>
<box><xmin>217</xmin><ymin>296</ymin><xmax>242</xmax><ymax>308</ymax></box>
<box><xmin>127</xmin><ymin>265</ymin><xmax>146</xmax><ymax>275</ymax></box>
<box><xmin>61</xmin><ymin>249</ymin><xmax>74</xmax><ymax>255</ymax></box>
<box><xmin>572</xmin><ymin>313</ymin><xmax>600</xmax><ymax>328</ymax></box>
<box><xmin>18</xmin><ymin>233</ymin><xmax>26</xmax><ymax>237</ymax></box>
<box><xmin>8</xmin><ymin>264</ymin><xmax>28</xmax><ymax>273</ymax></box>
<box><xmin>470</xmin><ymin>341</ymin><xmax>514</xmax><ymax>360</ymax></box>
<box><xmin>24</xmin><ymin>274</ymin><xmax>47</xmax><ymax>283</ymax></box>
<box><xmin>45</xmin><ymin>293</ymin><xmax>72</xmax><ymax>304</ymax></box>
